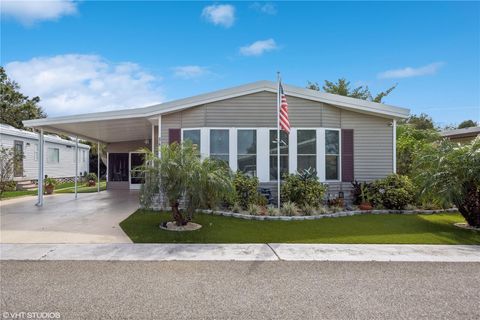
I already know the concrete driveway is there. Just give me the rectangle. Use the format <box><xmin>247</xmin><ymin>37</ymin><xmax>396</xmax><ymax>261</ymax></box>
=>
<box><xmin>0</xmin><ymin>190</ymin><xmax>139</xmax><ymax>243</ymax></box>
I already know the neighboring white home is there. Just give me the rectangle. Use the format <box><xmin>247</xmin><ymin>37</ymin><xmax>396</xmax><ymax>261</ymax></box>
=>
<box><xmin>0</xmin><ymin>124</ymin><xmax>90</xmax><ymax>181</ymax></box>
<box><xmin>24</xmin><ymin>80</ymin><xmax>410</xmax><ymax>201</ymax></box>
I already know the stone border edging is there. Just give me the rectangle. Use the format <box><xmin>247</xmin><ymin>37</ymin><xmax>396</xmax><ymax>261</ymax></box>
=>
<box><xmin>198</xmin><ymin>208</ymin><xmax>458</xmax><ymax>221</ymax></box>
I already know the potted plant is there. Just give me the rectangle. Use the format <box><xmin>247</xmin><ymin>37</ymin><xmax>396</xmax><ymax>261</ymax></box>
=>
<box><xmin>85</xmin><ymin>173</ymin><xmax>98</xmax><ymax>187</ymax></box>
<box><xmin>358</xmin><ymin>183</ymin><xmax>373</xmax><ymax>210</ymax></box>
<box><xmin>44</xmin><ymin>177</ymin><xmax>57</xmax><ymax>195</ymax></box>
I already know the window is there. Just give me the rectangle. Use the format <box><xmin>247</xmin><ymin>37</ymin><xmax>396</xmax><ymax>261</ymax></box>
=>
<box><xmin>47</xmin><ymin>148</ymin><xmax>59</xmax><ymax>164</ymax></box>
<box><xmin>210</xmin><ymin>129</ymin><xmax>229</xmax><ymax>164</ymax></box>
<box><xmin>237</xmin><ymin>129</ymin><xmax>256</xmax><ymax>176</ymax></box>
<box><xmin>325</xmin><ymin>130</ymin><xmax>340</xmax><ymax>180</ymax></box>
<box><xmin>183</xmin><ymin>129</ymin><xmax>201</xmax><ymax>154</ymax></box>
<box><xmin>297</xmin><ymin>130</ymin><xmax>316</xmax><ymax>172</ymax></box>
<box><xmin>269</xmin><ymin>130</ymin><xmax>289</xmax><ymax>181</ymax></box>
<box><xmin>34</xmin><ymin>144</ymin><xmax>38</xmax><ymax>161</ymax></box>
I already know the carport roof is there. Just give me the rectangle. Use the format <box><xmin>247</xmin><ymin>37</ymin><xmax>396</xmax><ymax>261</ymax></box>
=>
<box><xmin>23</xmin><ymin>80</ymin><xmax>410</xmax><ymax>143</ymax></box>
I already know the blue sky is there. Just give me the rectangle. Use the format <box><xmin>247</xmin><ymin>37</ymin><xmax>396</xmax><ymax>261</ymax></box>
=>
<box><xmin>1</xmin><ymin>1</ymin><xmax>479</xmax><ymax>126</ymax></box>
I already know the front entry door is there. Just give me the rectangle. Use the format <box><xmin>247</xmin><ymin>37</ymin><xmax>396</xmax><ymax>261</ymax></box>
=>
<box><xmin>129</xmin><ymin>152</ymin><xmax>145</xmax><ymax>190</ymax></box>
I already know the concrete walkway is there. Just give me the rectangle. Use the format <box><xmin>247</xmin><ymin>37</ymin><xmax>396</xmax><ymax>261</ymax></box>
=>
<box><xmin>1</xmin><ymin>243</ymin><xmax>479</xmax><ymax>262</ymax></box>
<box><xmin>0</xmin><ymin>190</ymin><xmax>139</xmax><ymax>243</ymax></box>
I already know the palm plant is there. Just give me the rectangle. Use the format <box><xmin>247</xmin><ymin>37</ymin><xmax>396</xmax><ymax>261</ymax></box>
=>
<box><xmin>413</xmin><ymin>137</ymin><xmax>480</xmax><ymax>227</ymax></box>
<box><xmin>139</xmin><ymin>141</ymin><xmax>233</xmax><ymax>226</ymax></box>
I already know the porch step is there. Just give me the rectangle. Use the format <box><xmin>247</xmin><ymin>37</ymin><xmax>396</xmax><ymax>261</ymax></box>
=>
<box><xmin>16</xmin><ymin>181</ymin><xmax>37</xmax><ymax>191</ymax></box>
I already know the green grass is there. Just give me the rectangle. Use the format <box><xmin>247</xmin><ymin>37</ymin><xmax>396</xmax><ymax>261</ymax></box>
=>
<box><xmin>0</xmin><ymin>181</ymin><xmax>107</xmax><ymax>200</ymax></box>
<box><xmin>0</xmin><ymin>190</ymin><xmax>37</xmax><ymax>200</ymax></box>
<box><xmin>55</xmin><ymin>181</ymin><xmax>107</xmax><ymax>193</ymax></box>
<box><xmin>120</xmin><ymin>210</ymin><xmax>480</xmax><ymax>244</ymax></box>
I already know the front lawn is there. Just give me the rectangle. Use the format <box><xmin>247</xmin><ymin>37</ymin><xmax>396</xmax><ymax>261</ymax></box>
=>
<box><xmin>0</xmin><ymin>181</ymin><xmax>107</xmax><ymax>200</ymax></box>
<box><xmin>55</xmin><ymin>181</ymin><xmax>107</xmax><ymax>193</ymax></box>
<box><xmin>120</xmin><ymin>210</ymin><xmax>480</xmax><ymax>244</ymax></box>
<box><xmin>0</xmin><ymin>190</ymin><xmax>37</xmax><ymax>200</ymax></box>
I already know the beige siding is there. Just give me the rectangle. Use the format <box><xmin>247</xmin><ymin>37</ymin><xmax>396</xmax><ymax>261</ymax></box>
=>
<box><xmin>323</xmin><ymin>104</ymin><xmax>341</xmax><ymax>128</ymax></box>
<box><xmin>341</xmin><ymin>110</ymin><xmax>393</xmax><ymax>181</ymax></box>
<box><xmin>287</xmin><ymin>95</ymin><xmax>322</xmax><ymax>127</ymax></box>
<box><xmin>181</xmin><ymin>106</ymin><xmax>206</xmax><ymax>128</ymax></box>
<box><xmin>161</xmin><ymin>113</ymin><xmax>181</xmax><ymax>145</ymax></box>
<box><xmin>159</xmin><ymin>90</ymin><xmax>394</xmax><ymax>183</ymax></box>
<box><xmin>205</xmin><ymin>91</ymin><xmax>276</xmax><ymax>127</ymax></box>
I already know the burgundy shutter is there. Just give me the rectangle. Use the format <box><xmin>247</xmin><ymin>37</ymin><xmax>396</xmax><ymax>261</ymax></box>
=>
<box><xmin>168</xmin><ymin>128</ymin><xmax>181</xmax><ymax>144</ymax></box>
<box><xmin>341</xmin><ymin>129</ymin><xmax>354</xmax><ymax>182</ymax></box>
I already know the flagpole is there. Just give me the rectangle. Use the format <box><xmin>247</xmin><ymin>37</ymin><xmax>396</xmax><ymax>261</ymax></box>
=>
<box><xmin>277</xmin><ymin>72</ymin><xmax>281</xmax><ymax>209</ymax></box>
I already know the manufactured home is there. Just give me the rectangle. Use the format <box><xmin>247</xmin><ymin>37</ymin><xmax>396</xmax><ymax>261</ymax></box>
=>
<box><xmin>0</xmin><ymin>124</ymin><xmax>90</xmax><ymax>181</ymax></box>
<box><xmin>24</xmin><ymin>81</ymin><xmax>409</xmax><ymax>201</ymax></box>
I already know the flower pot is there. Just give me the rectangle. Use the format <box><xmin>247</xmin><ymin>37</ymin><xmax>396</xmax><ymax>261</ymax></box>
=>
<box><xmin>87</xmin><ymin>180</ymin><xmax>96</xmax><ymax>187</ymax></box>
<box><xmin>359</xmin><ymin>202</ymin><xmax>373</xmax><ymax>210</ymax></box>
<box><xmin>45</xmin><ymin>185</ymin><xmax>55</xmax><ymax>195</ymax></box>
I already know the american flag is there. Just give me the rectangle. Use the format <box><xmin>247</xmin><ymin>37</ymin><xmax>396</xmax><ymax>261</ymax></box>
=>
<box><xmin>279</xmin><ymin>83</ymin><xmax>291</xmax><ymax>133</ymax></box>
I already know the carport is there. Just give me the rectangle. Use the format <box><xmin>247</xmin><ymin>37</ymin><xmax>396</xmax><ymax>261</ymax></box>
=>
<box><xmin>24</xmin><ymin>110</ymin><xmax>162</xmax><ymax>206</ymax></box>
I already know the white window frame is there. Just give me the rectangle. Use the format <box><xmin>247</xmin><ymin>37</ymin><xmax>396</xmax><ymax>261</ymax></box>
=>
<box><xmin>236</xmin><ymin>128</ymin><xmax>258</xmax><ymax>178</ymax></box>
<box><xmin>268</xmin><ymin>129</ymin><xmax>290</xmax><ymax>182</ymax></box>
<box><xmin>209</xmin><ymin>129</ymin><xmax>230</xmax><ymax>164</ymax></box>
<box><xmin>324</xmin><ymin>128</ymin><xmax>342</xmax><ymax>182</ymax></box>
<box><xmin>181</xmin><ymin>128</ymin><xmax>204</xmax><ymax>158</ymax></box>
<box><xmin>47</xmin><ymin>147</ymin><xmax>60</xmax><ymax>164</ymax></box>
<box><xmin>296</xmin><ymin>128</ymin><xmax>318</xmax><ymax>175</ymax></box>
<box><xmin>176</xmin><ymin>127</ymin><xmax>341</xmax><ymax>183</ymax></box>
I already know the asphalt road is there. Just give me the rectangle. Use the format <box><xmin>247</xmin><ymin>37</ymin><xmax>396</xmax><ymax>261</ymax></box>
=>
<box><xmin>1</xmin><ymin>261</ymin><xmax>479</xmax><ymax>320</ymax></box>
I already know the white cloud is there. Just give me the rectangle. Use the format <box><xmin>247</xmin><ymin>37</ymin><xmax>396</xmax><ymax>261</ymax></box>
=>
<box><xmin>201</xmin><ymin>4</ymin><xmax>235</xmax><ymax>28</ymax></box>
<box><xmin>378</xmin><ymin>62</ymin><xmax>445</xmax><ymax>79</ymax></box>
<box><xmin>1</xmin><ymin>0</ymin><xmax>78</xmax><ymax>25</ymax></box>
<box><xmin>5</xmin><ymin>54</ymin><xmax>164</xmax><ymax>116</ymax></box>
<box><xmin>240</xmin><ymin>39</ymin><xmax>278</xmax><ymax>56</ymax></box>
<box><xmin>172</xmin><ymin>65</ymin><xmax>210</xmax><ymax>79</ymax></box>
<box><xmin>250</xmin><ymin>2</ymin><xmax>277</xmax><ymax>15</ymax></box>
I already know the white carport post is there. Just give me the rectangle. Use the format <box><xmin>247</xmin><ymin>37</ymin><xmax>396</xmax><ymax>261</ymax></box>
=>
<box><xmin>74</xmin><ymin>136</ymin><xmax>78</xmax><ymax>199</ymax></box>
<box><xmin>97</xmin><ymin>141</ymin><xmax>100</xmax><ymax>193</ymax></box>
<box><xmin>157</xmin><ymin>115</ymin><xmax>162</xmax><ymax>157</ymax></box>
<box><xmin>35</xmin><ymin>129</ymin><xmax>44</xmax><ymax>207</ymax></box>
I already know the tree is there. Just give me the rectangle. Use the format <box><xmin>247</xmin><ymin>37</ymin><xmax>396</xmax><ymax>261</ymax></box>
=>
<box><xmin>307</xmin><ymin>78</ymin><xmax>397</xmax><ymax>103</ymax></box>
<box><xmin>140</xmin><ymin>141</ymin><xmax>233</xmax><ymax>226</ymax></box>
<box><xmin>0</xmin><ymin>67</ymin><xmax>46</xmax><ymax>129</ymax></box>
<box><xmin>402</xmin><ymin>113</ymin><xmax>435</xmax><ymax>130</ymax></box>
<box><xmin>413</xmin><ymin>137</ymin><xmax>480</xmax><ymax>227</ymax></box>
<box><xmin>458</xmin><ymin>120</ymin><xmax>478</xmax><ymax>129</ymax></box>
<box><xmin>396</xmin><ymin>124</ymin><xmax>439</xmax><ymax>176</ymax></box>
<box><xmin>0</xmin><ymin>147</ymin><xmax>23</xmax><ymax>195</ymax></box>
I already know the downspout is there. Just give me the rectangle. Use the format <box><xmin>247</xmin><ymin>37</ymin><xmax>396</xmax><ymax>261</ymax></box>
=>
<box><xmin>35</xmin><ymin>129</ymin><xmax>44</xmax><ymax>207</ymax></box>
<box><xmin>393</xmin><ymin>119</ymin><xmax>397</xmax><ymax>174</ymax></box>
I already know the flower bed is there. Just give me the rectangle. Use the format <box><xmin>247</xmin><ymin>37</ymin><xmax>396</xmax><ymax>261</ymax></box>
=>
<box><xmin>198</xmin><ymin>208</ymin><xmax>458</xmax><ymax>221</ymax></box>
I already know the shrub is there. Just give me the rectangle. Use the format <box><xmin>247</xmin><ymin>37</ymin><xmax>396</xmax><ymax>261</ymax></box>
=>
<box><xmin>267</xmin><ymin>206</ymin><xmax>278</xmax><ymax>216</ymax></box>
<box><xmin>256</xmin><ymin>193</ymin><xmax>268</xmax><ymax>207</ymax></box>
<box><xmin>247</xmin><ymin>203</ymin><xmax>259</xmax><ymax>215</ymax></box>
<box><xmin>45</xmin><ymin>177</ymin><xmax>57</xmax><ymax>186</ymax></box>
<box><xmin>302</xmin><ymin>204</ymin><xmax>316</xmax><ymax>216</ymax></box>
<box><xmin>231</xmin><ymin>202</ymin><xmax>242</xmax><ymax>213</ymax></box>
<box><xmin>1</xmin><ymin>181</ymin><xmax>16</xmax><ymax>192</ymax></box>
<box><xmin>233</xmin><ymin>171</ymin><xmax>259</xmax><ymax>209</ymax></box>
<box><xmin>372</xmin><ymin>174</ymin><xmax>415</xmax><ymax>210</ymax></box>
<box><xmin>281</xmin><ymin>201</ymin><xmax>298</xmax><ymax>216</ymax></box>
<box><xmin>316</xmin><ymin>205</ymin><xmax>328</xmax><ymax>215</ymax></box>
<box><xmin>281</xmin><ymin>169</ymin><xmax>327</xmax><ymax>208</ymax></box>
<box><xmin>413</xmin><ymin>138</ymin><xmax>480</xmax><ymax>227</ymax></box>
<box><xmin>85</xmin><ymin>172</ymin><xmax>98</xmax><ymax>181</ymax></box>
